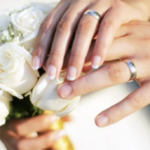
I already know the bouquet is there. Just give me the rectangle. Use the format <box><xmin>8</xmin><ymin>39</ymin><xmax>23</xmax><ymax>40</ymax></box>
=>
<box><xmin>0</xmin><ymin>2</ymin><xmax>81</xmax><ymax>150</ymax></box>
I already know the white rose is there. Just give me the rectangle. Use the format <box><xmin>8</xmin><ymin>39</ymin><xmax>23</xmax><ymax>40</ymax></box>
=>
<box><xmin>0</xmin><ymin>43</ymin><xmax>39</xmax><ymax>99</ymax></box>
<box><xmin>31</xmin><ymin>73</ymin><xmax>81</xmax><ymax>117</ymax></box>
<box><xmin>11</xmin><ymin>3</ymin><xmax>55</xmax><ymax>49</ymax></box>
<box><xmin>0</xmin><ymin>90</ymin><xmax>12</xmax><ymax>126</ymax></box>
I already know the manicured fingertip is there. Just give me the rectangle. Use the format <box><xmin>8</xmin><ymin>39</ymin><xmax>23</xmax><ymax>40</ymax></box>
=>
<box><xmin>47</xmin><ymin>64</ymin><xmax>57</xmax><ymax>80</ymax></box>
<box><xmin>67</xmin><ymin>66</ymin><xmax>77</xmax><ymax>81</ymax></box>
<box><xmin>92</xmin><ymin>55</ymin><xmax>101</xmax><ymax>69</ymax></box>
<box><xmin>95</xmin><ymin>115</ymin><xmax>109</xmax><ymax>127</ymax></box>
<box><xmin>32</xmin><ymin>56</ymin><xmax>40</xmax><ymax>70</ymax></box>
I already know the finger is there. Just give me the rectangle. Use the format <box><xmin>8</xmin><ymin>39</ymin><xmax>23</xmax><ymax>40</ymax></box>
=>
<box><xmin>32</xmin><ymin>1</ymin><xmax>70</xmax><ymax>70</ymax></box>
<box><xmin>16</xmin><ymin>130</ymin><xmax>66</xmax><ymax>150</ymax></box>
<box><xmin>65</xmin><ymin>2</ymin><xmax>109</xmax><ymax>81</ymax></box>
<box><xmin>82</xmin><ymin>63</ymin><xmax>92</xmax><ymax>73</ymax></box>
<box><xmin>95</xmin><ymin>81</ymin><xmax>150</xmax><ymax>127</ymax></box>
<box><xmin>0</xmin><ymin>126</ymin><xmax>19</xmax><ymax>150</ymax></box>
<box><xmin>8</xmin><ymin>114</ymin><xmax>60</xmax><ymax>136</ymax></box>
<box><xmin>57</xmin><ymin>59</ymin><xmax>150</xmax><ymax>99</ymax></box>
<box><xmin>50</xmin><ymin>21</ymin><xmax>131</xmax><ymax>72</ymax></box>
<box><xmin>92</xmin><ymin>4</ymin><xmax>142</xmax><ymax>69</ymax></box>
<box><xmin>46</xmin><ymin>2</ymin><xmax>87</xmax><ymax>80</ymax></box>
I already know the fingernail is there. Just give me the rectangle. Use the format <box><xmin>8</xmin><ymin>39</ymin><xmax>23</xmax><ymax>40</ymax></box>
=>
<box><xmin>58</xmin><ymin>84</ymin><xmax>72</xmax><ymax>98</ymax></box>
<box><xmin>32</xmin><ymin>56</ymin><xmax>40</xmax><ymax>70</ymax></box>
<box><xmin>96</xmin><ymin>115</ymin><xmax>108</xmax><ymax>127</ymax></box>
<box><xmin>47</xmin><ymin>64</ymin><xmax>57</xmax><ymax>80</ymax></box>
<box><xmin>67</xmin><ymin>66</ymin><xmax>77</xmax><ymax>81</ymax></box>
<box><xmin>92</xmin><ymin>55</ymin><xmax>101</xmax><ymax>69</ymax></box>
<box><xmin>50</xmin><ymin>115</ymin><xmax>60</xmax><ymax>123</ymax></box>
<box><xmin>52</xmin><ymin>130</ymin><xmax>66</xmax><ymax>140</ymax></box>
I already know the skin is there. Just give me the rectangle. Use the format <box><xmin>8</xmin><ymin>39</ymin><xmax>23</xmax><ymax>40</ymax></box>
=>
<box><xmin>32</xmin><ymin>0</ymin><xmax>150</xmax><ymax>81</ymax></box>
<box><xmin>56</xmin><ymin>21</ymin><xmax>150</xmax><ymax>127</ymax></box>
<box><xmin>0</xmin><ymin>114</ymin><xmax>66</xmax><ymax>150</ymax></box>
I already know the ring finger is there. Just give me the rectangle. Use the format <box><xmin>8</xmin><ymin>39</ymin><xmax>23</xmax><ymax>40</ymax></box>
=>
<box><xmin>57</xmin><ymin>59</ymin><xmax>150</xmax><ymax>99</ymax></box>
<box><xmin>66</xmin><ymin>4</ymin><xmax>108</xmax><ymax>81</ymax></box>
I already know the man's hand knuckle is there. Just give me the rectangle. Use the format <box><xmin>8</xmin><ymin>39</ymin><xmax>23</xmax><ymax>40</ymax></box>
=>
<box><xmin>130</xmin><ymin>97</ymin><xmax>142</xmax><ymax>109</ymax></box>
<box><xmin>107</xmin><ymin>64</ymin><xmax>123</xmax><ymax>82</ymax></box>
<box><xmin>129</xmin><ymin>94</ymin><xmax>147</xmax><ymax>109</ymax></box>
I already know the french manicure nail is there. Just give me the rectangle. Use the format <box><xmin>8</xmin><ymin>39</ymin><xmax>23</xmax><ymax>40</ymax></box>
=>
<box><xmin>67</xmin><ymin>66</ymin><xmax>77</xmax><ymax>81</ymax></box>
<box><xmin>47</xmin><ymin>64</ymin><xmax>57</xmax><ymax>80</ymax></box>
<box><xmin>92</xmin><ymin>55</ymin><xmax>101</xmax><ymax>69</ymax></box>
<box><xmin>58</xmin><ymin>84</ymin><xmax>72</xmax><ymax>98</ymax></box>
<box><xmin>33</xmin><ymin>56</ymin><xmax>40</xmax><ymax>70</ymax></box>
<box><xmin>96</xmin><ymin>115</ymin><xmax>108</xmax><ymax>127</ymax></box>
<box><xmin>50</xmin><ymin>115</ymin><xmax>60</xmax><ymax>123</ymax></box>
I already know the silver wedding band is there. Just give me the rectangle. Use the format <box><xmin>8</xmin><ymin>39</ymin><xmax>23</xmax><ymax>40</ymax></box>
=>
<box><xmin>84</xmin><ymin>10</ymin><xmax>101</xmax><ymax>20</ymax></box>
<box><xmin>124</xmin><ymin>60</ymin><xmax>137</xmax><ymax>81</ymax></box>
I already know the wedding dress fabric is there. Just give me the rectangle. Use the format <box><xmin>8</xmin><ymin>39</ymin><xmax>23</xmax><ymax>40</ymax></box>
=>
<box><xmin>0</xmin><ymin>0</ymin><xmax>150</xmax><ymax>150</ymax></box>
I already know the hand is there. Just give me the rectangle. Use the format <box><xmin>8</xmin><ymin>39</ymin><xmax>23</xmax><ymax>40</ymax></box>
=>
<box><xmin>32</xmin><ymin>0</ymin><xmax>150</xmax><ymax>81</ymax></box>
<box><xmin>57</xmin><ymin>21</ymin><xmax>150</xmax><ymax>127</ymax></box>
<box><xmin>0</xmin><ymin>114</ymin><xmax>66</xmax><ymax>150</ymax></box>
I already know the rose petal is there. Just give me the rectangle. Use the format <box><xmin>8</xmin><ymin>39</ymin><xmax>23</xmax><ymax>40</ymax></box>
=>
<box><xmin>0</xmin><ymin>83</ymin><xmax>23</xmax><ymax>99</ymax></box>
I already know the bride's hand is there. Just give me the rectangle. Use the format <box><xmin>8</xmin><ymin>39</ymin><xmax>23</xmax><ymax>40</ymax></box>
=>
<box><xmin>0</xmin><ymin>114</ymin><xmax>65</xmax><ymax>150</ymax></box>
<box><xmin>32</xmin><ymin>0</ymin><xmax>150</xmax><ymax>80</ymax></box>
<box><xmin>57</xmin><ymin>21</ymin><xmax>150</xmax><ymax>127</ymax></box>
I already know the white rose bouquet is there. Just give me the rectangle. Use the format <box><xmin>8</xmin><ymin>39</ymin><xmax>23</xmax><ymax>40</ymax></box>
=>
<box><xmin>0</xmin><ymin>2</ymin><xmax>81</xmax><ymax>126</ymax></box>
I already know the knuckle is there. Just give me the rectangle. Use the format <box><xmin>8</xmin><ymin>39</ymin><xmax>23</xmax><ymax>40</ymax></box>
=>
<box><xmin>129</xmin><ymin>97</ymin><xmax>143</xmax><ymax>109</ymax></box>
<box><xmin>107</xmin><ymin>63</ymin><xmax>123</xmax><ymax>82</ymax></box>
<box><xmin>78</xmin><ymin>19</ymin><xmax>93</xmax><ymax>34</ymax></box>
<box><xmin>49</xmin><ymin>50</ymin><xmax>63</xmax><ymax>65</ymax></box>
<box><xmin>71</xmin><ymin>52</ymin><xmax>85</xmax><ymax>61</ymax></box>
<box><xmin>129</xmin><ymin>94</ymin><xmax>148</xmax><ymax>110</ymax></box>
<box><xmin>40</xmin><ymin>19</ymin><xmax>50</xmax><ymax>33</ymax></box>
<box><xmin>50</xmin><ymin>50</ymin><xmax>62</xmax><ymax>58</ymax></box>
<box><xmin>102</xmin><ymin>20</ymin><xmax>114</xmax><ymax>29</ymax></box>
<box><xmin>57</xmin><ymin>18</ymin><xmax>70</xmax><ymax>32</ymax></box>
<box><xmin>14</xmin><ymin>125</ymin><xmax>23</xmax><ymax>135</ymax></box>
<box><xmin>35</xmin><ymin>45</ymin><xmax>43</xmax><ymax>56</ymax></box>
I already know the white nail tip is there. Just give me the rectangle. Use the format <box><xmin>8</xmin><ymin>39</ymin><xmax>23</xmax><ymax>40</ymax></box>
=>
<box><xmin>33</xmin><ymin>66</ymin><xmax>39</xmax><ymax>70</ymax></box>
<box><xmin>67</xmin><ymin>76</ymin><xmax>76</xmax><ymax>81</ymax></box>
<box><xmin>48</xmin><ymin>75</ymin><xmax>55</xmax><ymax>80</ymax></box>
<box><xmin>92</xmin><ymin>65</ymin><xmax>99</xmax><ymax>69</ymax></box>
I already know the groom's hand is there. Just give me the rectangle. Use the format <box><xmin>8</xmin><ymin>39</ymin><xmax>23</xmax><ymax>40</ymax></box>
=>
<box><xmin>57</xmin><ymin>21</ymin><xmax>150</xmax><ymax>128</ymax></box>
<box><xmin>0</xmin><ymin>114</ymin><xmax>65</xmax><ymax>150</ymax></box>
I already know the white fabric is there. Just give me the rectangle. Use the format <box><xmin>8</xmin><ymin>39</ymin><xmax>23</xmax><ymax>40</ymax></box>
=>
<box><xmin>0</xmin><ymin>1</ymin><xmax>150</xmax><ymax>150</ymax></box>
